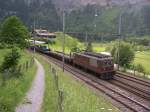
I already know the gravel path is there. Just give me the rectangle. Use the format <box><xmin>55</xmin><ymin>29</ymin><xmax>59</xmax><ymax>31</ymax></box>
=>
<box><xmin>16</xmin><ymin>59</ymin><xmax>45</xmax><ymax>112</ymax></box>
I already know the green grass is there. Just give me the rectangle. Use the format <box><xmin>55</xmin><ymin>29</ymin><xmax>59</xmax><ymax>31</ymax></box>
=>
<box><xmin>0</xmin><ymin>49</ymin><xmax>37</xmax><ymax>112</ymax></box>
<box><xmin>134</xmin><ymin>51</ymin><xmax>150</xmax><ymax>73</ymax></box>
<box><xmin>92</xmin><ymin>43</ymin><xmax>106</xmax><ymax>52</ymax></box>
<box><xmin>48</xmin><ymin>32</ymin><xmax>85</xmax><ymax>54</ymax></box>
<box><xmin>35</xmin><ymin>54</ymin><xmax>120</xmax><ymax>112</ymax></box>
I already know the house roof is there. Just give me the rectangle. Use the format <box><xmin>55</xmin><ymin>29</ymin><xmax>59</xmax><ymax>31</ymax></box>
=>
<box><xmin>34</xmin><ymin>29</ymin><xmax>56</xmax><ymax>37</ymax></box>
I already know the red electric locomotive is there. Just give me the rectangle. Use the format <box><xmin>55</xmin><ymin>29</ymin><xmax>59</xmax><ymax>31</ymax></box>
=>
<box><xmin>73</xmin><ymin>52</ymin><xmax>115</xmax><ymax>80</ymax></box>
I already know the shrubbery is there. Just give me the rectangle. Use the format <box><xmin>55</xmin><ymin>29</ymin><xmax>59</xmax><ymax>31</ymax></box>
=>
<box><xmin>0</xmin><ymin>47</ymin><xmax>21</xmax><ymax>77</ymax></box>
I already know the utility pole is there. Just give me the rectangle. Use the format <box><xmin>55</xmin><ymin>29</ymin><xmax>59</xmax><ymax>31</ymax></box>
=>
<box><xmin>62</xmin><ymin>10</ymin><xmax>66</xmax><ymax>72</ymax></box>
<box><xmin>85</xmin><ymin>32</ymin><xmax>88</xmax><ymax>47</ymax></box>
<box><xmin>93</xmin><ymin>7</ymin><xmax>98</xmax><ymax>44</ymax></box>
<box><xmin>33</xmin><ymin>20</ymin><xmax>36</xmax><ymax>55</ymax></box>
<box><xmin>117</xmin><ymin>12</ymin><xmax>123</xmax><ymax>70</ymax></box>
<box><xmin>94</xmin><ymin>8</ymin><xmax>98</xmax><ymax>32</ymax></box>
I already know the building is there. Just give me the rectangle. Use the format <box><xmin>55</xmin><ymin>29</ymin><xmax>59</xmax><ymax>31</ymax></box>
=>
<box><xmin>32</xmin><ymin>29</ymin><xmax>56</xmax><ymax>40</ymax></box>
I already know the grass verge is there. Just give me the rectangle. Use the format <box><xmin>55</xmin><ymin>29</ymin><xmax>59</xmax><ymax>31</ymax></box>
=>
<box><xmin>0</xmin><ymin>49</ymin><xmax>37</xmax><ymax>112</ymax></box>
<box><xmin>134</xmin><ymin>51</ymin><xmax>150</xmax><ymax>74</ymax></box>
<box><xmin>93</xmin><ymin>43</ymin><xmax>106</xmax><ymax>52</ymax></box>
<box><xmin>35</xmin><ymin>53</ymin><xmax>119</xmax><ymax>112</ymax></box>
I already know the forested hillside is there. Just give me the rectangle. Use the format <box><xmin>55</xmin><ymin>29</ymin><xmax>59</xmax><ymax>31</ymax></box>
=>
<box><xmin>66</xmin><ymin>4</ymin><xmax>150</xmax><ymax>37</ymax></box>
<box><xmin>0</xmin><ymin>0</ymin><xmax>149</xmax><ymax>39</ymax></box>
<box><xmin>52</xmin><ymin>0</ymin><xmax>150</xmax><ymax>10</ymax></box>
<box><xmin>0</xmin><ymin>0</ymin><xmax>60</xmax><ymax>31</ymax></box>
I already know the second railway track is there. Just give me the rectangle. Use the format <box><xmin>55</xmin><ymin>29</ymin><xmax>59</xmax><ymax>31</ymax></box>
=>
<box><xmin>116</xmin><ymin>72</ymin><xmax>150</xmax><ymax>88</ymax></box>
<box><xmin>110</xmin><ymin>75</ymin><xmax>150</xmax><ymax>101</ymax></box>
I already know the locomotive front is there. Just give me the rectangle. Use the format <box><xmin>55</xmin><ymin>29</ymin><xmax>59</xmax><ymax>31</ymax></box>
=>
<box><xmin>97</xmin><ymin>57</ymin><xmax>115</xmax><ymax>79</ymax></box>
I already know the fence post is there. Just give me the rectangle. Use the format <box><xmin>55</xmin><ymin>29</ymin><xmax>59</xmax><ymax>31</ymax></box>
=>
<box><xmin>22</xmin><ymin>63</ymin><xmax>24</xmax><ymax>71</ymax></box>
<box><xmin>2</xmin><ymin>69</ymin><xmax>8</xmax><ymax>85</ymax></box>
<box><xmin>32</xmin><ymin>57</ymin><xmax>35</xmax><ymax>64</ymax></box>
<box><xmin>18</xmin><ymin>65</ymin><xmax>22</xmax><ymax>73</ymax></box>
<box><xmin>26</xmin><ymin>61</ymin><xmax>29</xmax><ymax>71</ymax></box>
<box><xmin>52</xmin><ymin>67</ymin><xmax>58</xmax><ymax>90</ymax></box>
<box><xmin>133</xmin><ymin>65</ymin><xmax>135</xmax><ymax>76</ymax></box>
<box><xmin>30</xmin><ymin>58</ymin><xmax>34</xmax><ymax>67</ymax></box>
<box><xmin>143</xmin><ymin>72</ymin><xmax>146</xmax><ymax>78</ymax></box>
<box><xmin>51</xmin><ymin>66</ymin><xmax>64</xmax><ymax>112</ymax></box>
<box><xmin>58</xmin><ymin>90</ymin><xmax>64</xmax><ymax>112</ymax></box>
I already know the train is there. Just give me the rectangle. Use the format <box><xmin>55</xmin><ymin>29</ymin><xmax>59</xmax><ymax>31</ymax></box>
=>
<box><xmin>31</xmin><ymin>45</ymin><xmax>115</xmax><ymax>80</ymax></box>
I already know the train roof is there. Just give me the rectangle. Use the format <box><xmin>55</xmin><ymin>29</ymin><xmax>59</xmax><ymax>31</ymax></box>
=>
<box><xmin>83</xmin><ymin>52</ymin><xmax>112</xmax><ymax>58</ymax></box>
<box><xmin>75</xmin><ymin>52</ymin><xmax>113</xmax><ymax>61</ymax></box>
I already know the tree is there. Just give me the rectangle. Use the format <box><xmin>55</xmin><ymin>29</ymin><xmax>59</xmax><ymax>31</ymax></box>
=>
<box><xmin>111</xmin><ymin>41</ymin><xmax>135</xmax><ymax>68</ymax></box>
<box><xmin>86</xmin><ymin>42</ymin><xmax>93</xmax><ymax>52</ymax></box>
<box><xmin>0</xmin><ymin>16</ymin><xmax>30</xmax><ymax>48</ymax></box>
<box><xmin>0</xmin><ymin>47</ymin><xmax>21</xmax><ymax>74</ymax></box>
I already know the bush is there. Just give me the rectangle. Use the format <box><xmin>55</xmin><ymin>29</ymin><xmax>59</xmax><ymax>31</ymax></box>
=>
<box><xmin>0</xmin><ymin>47</ymin><xmax>21</xmax><ymax>76</ymax></box>
<box><xmin>136</xmin><ymin>64</ymin><xmax>145</xmax><ymax>73</ymax></box>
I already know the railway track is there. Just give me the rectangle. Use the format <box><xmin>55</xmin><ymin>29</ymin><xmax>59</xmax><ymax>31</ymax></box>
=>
<box><xmin>116</xmin><ymin>72</ymin><xmax>150</xmax><ymax>87</ymax></box>
<box><xmin>36</xmin><ymin>52</ymin><xmax>150</xmax><ymax>112</ymax></box>
<box><xmin>111</xmin><ymin>72</ymin><xmax>150</xmax><ymax>101</ymax></box>
<box><xmin>109</xmin><ymin>79</ymin><xmax>150</xmax><ymax>101</ymax></box>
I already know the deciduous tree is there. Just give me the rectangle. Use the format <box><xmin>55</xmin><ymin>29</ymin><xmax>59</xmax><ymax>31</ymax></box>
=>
<box><xmin>111</xmin><ymin>41</ymin><xmax>135</xmax><ymax>67</ymax></box>
<box><xmin>0</xmin><ymin>16</ymin><xmax>30</xmax><ymax>48</ymax></box>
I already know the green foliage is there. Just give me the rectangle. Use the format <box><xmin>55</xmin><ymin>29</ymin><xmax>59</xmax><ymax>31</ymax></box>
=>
<box><xmin>0</xmin><ymin>49</ymin><xmax>36</xmax><ymax>112</ymax></box>
<box><xmin>71</xmin><ymin>47</ymin><xmax>80</xmax><ymax>52</ymax></box>
<box><xmin>125</xmin><ymin>36</ymin><xmax>150</xmax><ymax>47</ymax></box>
<box><xmin>86</xmin><ymin>42</ymin><xmax>93</xmax><ymax>52</ymax></box>
<box><xmin>0</xmin><ymin>16</ymin><xmax>29</xmax><ymax>48</ymax></box>
<box><xmin>0</xmin><ymin>47</ymin><xmax>21</xmax><ymax>74</ymax></box>
<box><xmin>136</xmin><ymin>64</ymin><xmax>145</xmax><ymax>73</ymax></box>
<box><xmin>111</xmin><ymin>41</ymin><xmax>135</xmax><ymax>67</ymax></box>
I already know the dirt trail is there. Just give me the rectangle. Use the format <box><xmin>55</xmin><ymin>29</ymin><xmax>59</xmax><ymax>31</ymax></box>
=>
<box><xmin>16</xmin><ymin>59</ymin><xmax>45</xmax><ymax>112</ymax></box>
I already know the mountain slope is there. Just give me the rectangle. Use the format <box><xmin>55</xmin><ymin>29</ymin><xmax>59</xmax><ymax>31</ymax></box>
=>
<box><xmin>0</xmin><ymin>0</ymin><xmax>60</xmax><ymax>31</ymax></box>
<box><xmin>0</xmin><ymin>0</ymin><xmax>149</xmax><ymax>38</ymax></box>
<box><xmin>66</xmin><ymin>3</ymin><xmax>150</xmax><ymax>39</ymax></box>
<box><xmin>52</xmin><ymin>0</ymin><xmax>150</xmax><ymax>10</ymax></box>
